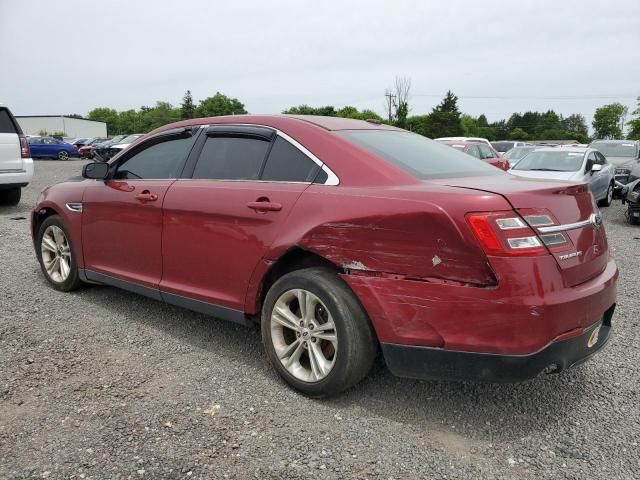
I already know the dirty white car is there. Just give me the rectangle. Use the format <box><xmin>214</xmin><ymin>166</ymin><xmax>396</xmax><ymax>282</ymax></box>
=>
<box><xmin>0</xmin><ymin>105</ymin><xmax>33</xmax><ymax>205</ymax></box>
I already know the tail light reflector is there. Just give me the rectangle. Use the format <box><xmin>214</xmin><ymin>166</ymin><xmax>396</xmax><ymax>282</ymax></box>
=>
<box><xmin>466</xmin><ymin>211</ymin><xmax>547</xmax><ymax>256</ymax></box>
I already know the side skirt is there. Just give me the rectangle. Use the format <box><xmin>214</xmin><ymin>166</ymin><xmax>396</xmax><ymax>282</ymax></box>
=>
<box><xmin>81</xmin><ymin>269</ymin><xmax>251</xmax><ymax>327</ymax></box>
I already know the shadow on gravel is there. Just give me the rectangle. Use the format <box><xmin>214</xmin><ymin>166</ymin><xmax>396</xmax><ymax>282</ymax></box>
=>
<box><xmin>74</xmin><ymin>283</ymin><xmax>597</xmax><ymax>442</ymax></box>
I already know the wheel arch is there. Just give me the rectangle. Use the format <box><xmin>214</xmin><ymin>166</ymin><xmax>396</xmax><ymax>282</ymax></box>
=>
<box><xmin>31</xmin><ymin>206</ymin><xmax>62</xmax><ymax>247</ymax></box>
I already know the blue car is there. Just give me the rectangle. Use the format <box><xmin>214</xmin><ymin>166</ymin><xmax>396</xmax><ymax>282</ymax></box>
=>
<box><xmin>28</xmin><ymin>136</ymin><xmax>78</xmax><ymax>160</ymax></box>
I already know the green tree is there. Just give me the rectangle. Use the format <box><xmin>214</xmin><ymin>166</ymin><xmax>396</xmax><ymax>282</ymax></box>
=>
<box><xmin>477</xmin><ymin>114</ymin><xmax>488</xmax><ymax>127</ymax></box>
<box><xmin>627</xmin><ymin>97</ymin><xmax>640</xmax><ymax>140</ymax></box>
<box><xmin>196</xmin><ymin>92</ymin><xmax>247</xmax><ymax>117</ymax></box>
<box><xmin>561</xmin><ymin>113</ymin><xmax>588</xmax><ymax>138</ymax></box>
<box><xmin>427</xmin><ymin>90</ymin><xmax>463</xmax><ymax>137</ymax></box>
<box><xmin>66</xmin><ymin>113</ymin><xmax>84</xmax><ymax>119</ymax></box>
<box><xmin>406</xmin><ymin>115</ymin><xmax>433</xmax><ymax>137</ymax></box>
<box><xmin>88</xmin><ymin>107</ymin><xmax>119</xmax><ymax>135</ymax></box>
<box><xmin>592</xmin><ymin>103</ymin><xmax>628</xmax><ymax>139</ymax></box>
<box><xmin>283</xmin><ymin>105</ymin><xmax>336</xmax><ymax>116</ymax></box>
<box><xmin>509</xmin><ymin>127</ymin><xmax>529</xmax><ymax>140</ymax></box>
<box><xmin>138</xmin><ymin>101</ymin><xmax>181</xmax><ymax>131</ymax></box>
<box><xmin>181</xmin><ymin>90</ymin><xmax>196</xmax><ymax>120</ymax></box>
<box><xmin>116</xmin><ymin>109</ymin><xmax>141</xmax><ymax>134</ymax></box>
<box><xmin>461</xmin><ymin>114</ymin><xmax>481</xmax><ymax>137</ymax></box>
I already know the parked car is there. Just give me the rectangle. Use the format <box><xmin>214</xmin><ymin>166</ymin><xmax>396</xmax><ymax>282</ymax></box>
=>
<box><xmin>69</xmin><ymin>138</ymin><xmax>92</xmax><ymax>149</ymax></box>
<box><xmin>588</xmin><ymin>140</ymin><xmax>640</xmax><ymax>198</ymax></box>
<box><xmin>0</xmin><ymin>105</ymin><xmax>33</xmax><ymax>205</ymax></box>
<box><xmin>440</xmin><ymin>140</ymin><xmax>510</xmax><ymax>170</ymax></box>
<box><xmin>510</xmin><ymin>147</ymin><xmax>615</xmax><ymax>206</ymax></box>
<box><xmin>622</xmin><ymin>167</ymin><xmax>640</xmax><ymax>224</ymax></box>
<box><xmin>491</xmin><ymin>141</ymin><xmax>529</xmax><ymax>154</ymax></box>
<box><xmin>94</xmin><ymin>134</ymin><xmax>143</xmax><ymax>161</ymax></box>
<box><xmin>78</xmin><ymin>137</ymin><xmax>110</xmax><ymax>159</ymax></box>
<box><xmin>28</xmin><ymin>136</ymin><xmax>78</xmax><ymax>160</ymax></box>
<box><xmin>31</xmin><ymin>115</ymin><xmax>618</xmax><ymax>397</ymax></box>
<box><xmin>503</xmin><ymin>145</ymin><xmax>541</xmax><ymax>164</ymax></box>
<box><xmin>435</xmin><ymin>136</ymin><xmax>492</xmax><ymax>147</ymax></box>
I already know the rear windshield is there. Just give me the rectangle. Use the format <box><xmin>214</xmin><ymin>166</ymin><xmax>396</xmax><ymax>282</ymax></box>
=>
<box><xmin>336</xmin><ymin>130</ymin><xmax>501</xmax><ymax>179</ymax></box>
<box><xmin>491</xmin><ymin>141</ymin><xmax>515</xmax><ymax>152</ymax></box>
<box><xmin>589</xmin><ymin>141</ymin><xmax>638</xmax><ymax>158</ymax></box>
<box><xmin>0</xmin><ymin>108</ymin><xmax>20</xmax><ymax>134</ymax></box>
<box><xmin>512</xmin><ymin>151</ymin><xmax>584</xmax><ymax>172</ymax></box>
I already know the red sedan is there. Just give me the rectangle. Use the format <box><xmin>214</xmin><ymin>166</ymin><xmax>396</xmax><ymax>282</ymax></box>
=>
<box><xmin>31</xmin><ymin>115</ymin><xmax>617</xmax><ymax>396</ymax></box>
<box><xmin>439</xmin><ymin>140</ymin><xmax>510</xmax><ymax>170</ymax></box>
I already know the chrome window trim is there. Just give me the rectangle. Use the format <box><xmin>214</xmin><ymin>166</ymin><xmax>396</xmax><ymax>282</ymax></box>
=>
<box><xmin>199</xmin><ymin>123</ymin><xmax>340</xmax><ymax>186</ymax></box>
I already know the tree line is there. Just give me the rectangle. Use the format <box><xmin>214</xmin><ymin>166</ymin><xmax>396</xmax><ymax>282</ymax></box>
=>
<box><xmin>80</xmin><ymin>83</ymin><xmax>640</xmax><ymax>142</ymax></box>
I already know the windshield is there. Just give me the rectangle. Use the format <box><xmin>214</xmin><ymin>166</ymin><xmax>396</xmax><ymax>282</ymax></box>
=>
<box><xmin>505</xmin><ymin>147</ymin><xmax>536</xmax><ymax>160</ymax></box>
<box><xmin>492</xmin><ymin>141</ymin><xmax>515</xmax><ymax>152</ymax></box>
<box><xmin>337</xmin><ymin>130</ymin><xmax>501</xmax><ymax>179</ymax></box>
<box><xmin>512</xmin><ymin>151</ymin><xmax>584</xmax><ymax>172</ymax></box>
<box><xmin>119</xmin><ymin>135</ymin><xmax>141</xmax><ymax>144</ymax></box>
<box><xmin>589</xmin><ymin>141</ymin><xmax>638</xmax><ymax>158</ymax></box>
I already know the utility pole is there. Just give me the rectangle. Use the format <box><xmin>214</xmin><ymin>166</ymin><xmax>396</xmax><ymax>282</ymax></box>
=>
<box><xmin>384</xmin><ymin>90</ymin><xmax>396</xmax><ymax>123</ymax></box>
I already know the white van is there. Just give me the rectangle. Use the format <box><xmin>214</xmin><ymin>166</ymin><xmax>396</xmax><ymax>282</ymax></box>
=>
<box><xmin>0</xmin><ymin>105</ymin><xmax>33</xmax><ymax>205</ymax></box>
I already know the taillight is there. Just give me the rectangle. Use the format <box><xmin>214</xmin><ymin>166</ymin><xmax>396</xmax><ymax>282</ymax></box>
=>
<box><xmin>72</xmin><ymin>144</ymin><xmax>78</xmax><ymax>151</ymax></box>
<box><xmin>19</xmin><ymin>135</ymin><xmax>30</xmax><ymax>158</ymax></box>
<box><xmin>467</xmin><ymin>209</ymin><xmax>571</xmax><ymax>257</ymax></box>
<box><xmin>466</xmin><ymin>211</ymin><xmax>547</xmax><ymax>256</ymax></box>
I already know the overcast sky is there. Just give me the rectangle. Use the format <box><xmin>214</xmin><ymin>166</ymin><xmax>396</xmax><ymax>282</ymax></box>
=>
<box><xmin>1</xmin><ymin>0</ymin><xmax>638</xmax><ymax>126</ymax></box>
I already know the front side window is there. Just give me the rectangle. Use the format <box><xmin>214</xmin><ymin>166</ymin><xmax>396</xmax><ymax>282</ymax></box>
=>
<box><xmin>192</xmin><ymin>136</ymin><xmax>270</xmax><ymax>180</ymax></box>
<box><xmin>261</xmin><ymin>137</ymin><xmax>319</xmax><ymax>182</ymax></box>
<box><xmin>114</xmin><ymin>137</ymin><xmax>193</xmax><ymax>180</ymax></box>
<box><xmin>337</xmin><ymin>130</ymin><xmax>500</xmax><ymax>180</ymax></box>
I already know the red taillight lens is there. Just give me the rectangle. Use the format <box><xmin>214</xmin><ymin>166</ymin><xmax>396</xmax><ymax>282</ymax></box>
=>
<box><xmin>19</xmin><ymin>135</ymin><xmax>30</xmax><ymax>158</ymax></box>
<box><xmin>466</xmin><ymin>211</ymin><xmax>547</xmax><ymax>256</ymax></box>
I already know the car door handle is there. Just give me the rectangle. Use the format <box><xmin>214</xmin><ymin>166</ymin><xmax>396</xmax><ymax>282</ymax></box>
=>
<box><xmin>247</xmin><ymin>201</ymin><xmax>282</xmax><ymax>212</ymax></box>
<box><xmin>135</xmin><ymin>191</ymin><xmax>158</xmax><ymax>202</ymax></box>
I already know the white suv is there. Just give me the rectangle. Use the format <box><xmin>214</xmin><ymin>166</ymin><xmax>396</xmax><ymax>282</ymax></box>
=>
<box><xmin>0</xmin><ymin>105</ymin><xmax>33</xmax><ymax>205</ymax></box>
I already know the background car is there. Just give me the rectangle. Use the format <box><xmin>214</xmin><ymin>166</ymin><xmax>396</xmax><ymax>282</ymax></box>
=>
<box><xmin>491</xmin><ymin>140</ymin><xmax>529</xmax><ymax>154</ymax></box>
<box><xmin>94</xmin><ymin>134</ymin><xmax>143</xmax><ymax>161</ymax></box>
<box><xmin>509</xmin><ymin>147</ymin><xmax>615</xmax><ymax>206</ymax></box>
<box><xmin>588</xmin><ymin>140</ymin><xmax>640</xmax><ymax>197</ymax></box>
<box><xmin>0</xmin><ymin>104</ymin><xmax>33</xmax><ymax>205</ymax></box>
<box><xmin>440</xmin><ymin>140</ymin><xmax>509</xmax><ymax>170</ymax></box>
<box><xmin>435</xmin><ymin>136</ymin><xmax>492</xmax><ymax>147</ymax></box>
<box><xmin>503</xmin><ymin>145</ymin><xmax>541</xmax><ymax>164</ymax></box>
<box><xmin>28</xmin><ymin>136</ymin><xmax>78</xmax><ymax>160</ymax></box>
<box><xmin>78</xmin><ymin>137</ymin><xmax>109</xmax><ymax>158</ymax></box>
<box><xmin>68</xmin><ymin>138</ymin><xmax>92</xmax><ymax>149</ymax></box>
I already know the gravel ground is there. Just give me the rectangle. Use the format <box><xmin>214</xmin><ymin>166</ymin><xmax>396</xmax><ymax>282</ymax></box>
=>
<box><xmin>1</xmin><ymin>159</ymin><xmax>639</xmax><ymax>480</ymax></box>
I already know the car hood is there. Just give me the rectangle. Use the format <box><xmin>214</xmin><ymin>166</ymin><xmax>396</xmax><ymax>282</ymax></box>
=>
<box><xmin>508</xmin><ymin>170</ymin><xmax>582</xmax><ymax>181</ymax></box>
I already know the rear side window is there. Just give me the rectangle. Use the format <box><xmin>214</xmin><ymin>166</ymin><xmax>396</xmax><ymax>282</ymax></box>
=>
<box><xmin>193</xmin><ymin>136</ymin><xmax>270</xmax><ymax>180</ymax></box>
<box><xmin>0</xmin><ymin>109</ymin><xmax>18</xmax><ymax>134</ymax></box>
<box><xmin>478</xmin><ymin>145</ymin><xmax>496</xmax><ymax>159</ymax></box>
<box><xmin>114</xmin><ymin>137</ymin><xmax>193</xmax><ymax>180</ymax></box>
<box><xmin>261</xmin><ymin>137</ymin><xmax>319</xmax><ymax>182</ymax></box>
<box><xmin>337</xmin><ymin>130</ymin><xmax>500</xmax><ymax>179</ymax></box>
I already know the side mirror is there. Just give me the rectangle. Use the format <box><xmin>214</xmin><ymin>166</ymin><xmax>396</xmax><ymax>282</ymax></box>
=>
<box><xmin>590</xmin><ymin>163</ymin><xmax>603</xmax><ymax>175</ymax></box>
<box><xmin>82</xmin><ymin>162</ymin><xmax>109</xmax><ymax>180</ymax></box>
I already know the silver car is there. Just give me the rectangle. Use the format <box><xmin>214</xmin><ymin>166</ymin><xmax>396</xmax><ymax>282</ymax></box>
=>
<box><xmin>509</xmin><ymin>147</ymin><xmax>615</xmax><ymax>207</ymax></box>
<box><xmin>588</xmin><ymin>140</ymin><xmax>640</xmax><ymax>197</ymax></box>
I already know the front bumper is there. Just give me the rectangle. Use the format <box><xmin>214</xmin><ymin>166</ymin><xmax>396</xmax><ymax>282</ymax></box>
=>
<box><xmin>382</xmin><ymin>310</ymin><xmax>613</xmax><ymax>382</ymax></box>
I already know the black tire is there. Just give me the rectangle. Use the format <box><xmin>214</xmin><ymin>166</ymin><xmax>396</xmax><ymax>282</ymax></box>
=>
<box><xmin>598</xmin><ymin>182</ymin><xmax>614</xmax><ymax>207</ymax></box>
<box><xmin>629</xmin><ymin>207</ymin><xmax>640</xmax><ymax>225</ymax></box>
<box><xmin>261</xmin><ymin>267</ymin><xmax>377</xmax><ymax>397</ymax></box>
<box><xmin>57</xmin><ymin>150</ymin><xmax>69</xmax><ymax>161</ymax></box>
<box><xmin>36</xmin><ymin>215</ymin><xmax>84</xmax><ymax>292</ymax></box>
<box><xmin>0</xmin><ymin>187</ymin><xmax>21</xmax><ymax>206</ymax></box>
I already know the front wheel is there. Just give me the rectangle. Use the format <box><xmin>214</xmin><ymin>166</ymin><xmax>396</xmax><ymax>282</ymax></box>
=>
<box><xmin>261</xmin><ymin>267</ymin><xmax>377</xmax><ymax>397</ymax></box>
<box><xmin>57</xmin><ymin>150</ymin><xmax>70</xmax><ymax>161</ymax></box>
<box><xmin>36</xmin><ymin>215</ymin><xmax>84</xmax><ymax>291</ymax></box>
<box><xmin>599</xmin><ymin>182</ymin><xmax>614</xmax><ymax>207</ymax></box>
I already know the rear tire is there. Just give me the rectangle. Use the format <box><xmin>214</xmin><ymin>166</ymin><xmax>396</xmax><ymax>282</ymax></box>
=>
<box><xmin>57</xmin><ymin>150</ymin><xmax>69</xmax><ymax>161</ymax></box>
<box><xmin>36</xmin><ymin>215</ymin><xmax>84</xmax><ymax>292</ymax></box>
<box><xmin>0</xmin><ymin>187</ymin><xmax>21</xmax><ymax>206</ymax></box>
<box><xmin>261</xmin><ymin>267</ymin><xmax>377</xmax><ymax>397</ymax></box>
<box><xmin>598</xmin><ymin>182</ymin><xmax>614</xmax><ymax>207</ymax></box>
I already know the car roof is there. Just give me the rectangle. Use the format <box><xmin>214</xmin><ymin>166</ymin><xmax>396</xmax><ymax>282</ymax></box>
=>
<box><xmin>535</xmin><ymin>147</ymin><xmax>589</xmax><ymax>153</ymax></box>
<box><xmin>439</xmin><ymin>140</ymin><xmax>483</xmax><ymax>146</ymax></box>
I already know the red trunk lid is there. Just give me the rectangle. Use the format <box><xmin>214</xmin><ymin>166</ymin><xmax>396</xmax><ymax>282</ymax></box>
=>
<box><xmin>434</xmin><ymin>175</ymin><xmax>608</xmax><ymax>287</ymax></box>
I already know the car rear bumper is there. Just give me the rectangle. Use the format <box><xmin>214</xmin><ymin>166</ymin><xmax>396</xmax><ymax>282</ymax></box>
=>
<box><xmin>0</xmin><ymin>158</ymin><xmax>33</xmax><ymax>186</ymax></box>
<box><xmin>381</xmin><ymin>311</ymin><xmax>612</xmax><ymax>382</ymax></box>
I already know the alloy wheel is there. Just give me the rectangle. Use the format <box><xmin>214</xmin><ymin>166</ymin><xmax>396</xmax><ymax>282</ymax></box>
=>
<box><xmin>58</xmin><ymin>151</ymin><xmax>69</xmax><ymax>160</ymax></box>
<box><xmin>41</xmin><ymin>225</ymin><xmax>72</xmax><ymax>283</ymax></box>
<box><xmin>270</xmin><ymin>289</ymin><xmax>338</xmax><ymax>382</ymax></box>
